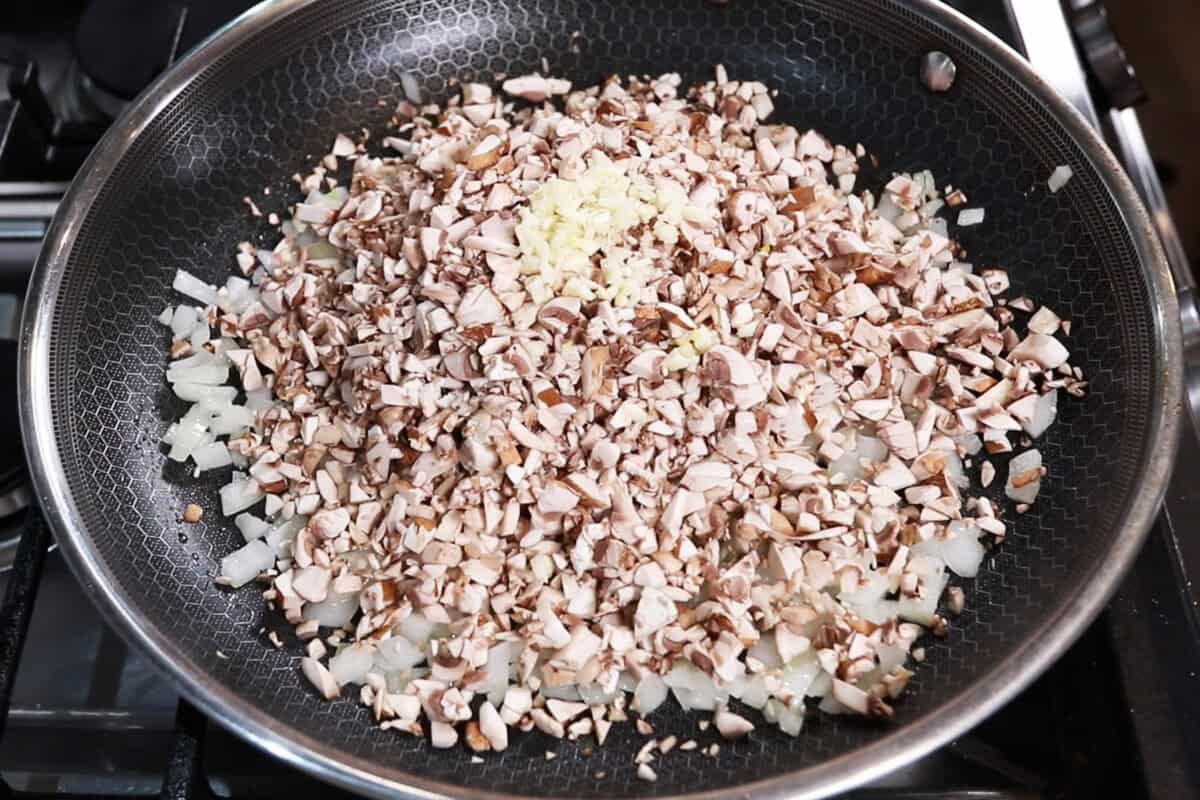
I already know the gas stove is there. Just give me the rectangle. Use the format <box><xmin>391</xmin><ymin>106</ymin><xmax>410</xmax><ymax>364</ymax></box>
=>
<box><xmin>1</xmin><ymin>2</ymin><xmax>1198</xmax><ymax>799</ymax></box>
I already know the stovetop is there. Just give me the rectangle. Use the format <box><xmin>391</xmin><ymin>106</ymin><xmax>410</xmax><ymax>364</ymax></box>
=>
<box><xmin>1</xmin><ymin>2</ymin><xmax>1198</xmax><ymax>799</ymax></box>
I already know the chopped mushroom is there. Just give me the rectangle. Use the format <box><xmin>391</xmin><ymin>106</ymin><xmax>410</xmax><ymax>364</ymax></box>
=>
<box><xmin>431</xmin><ymin>721</ymin><xmax>458</xmax><ymax>749</ymax></box>
<box><xmin>166</xmin><ymin>64</ymin><xmax>1081</xmax><ymax>775</ymax></box>
<box><xmin>479</xmin><ymin>701</ymin><xmax>508</xmax><ymax>751</ymax></box>
<box><xmin>713</xmin><ymin>706</ymin><xmax>754</xmax><ymax>739</ymax></box>
<box><xmin>301</xmin><ymin>657</ymin><xmax>339</xmax><ymax>700</ymax></box>
<box><xmin>980</xmin><ymin>461</ymin><xmax>996</xmax><ymax>488</ymax></box>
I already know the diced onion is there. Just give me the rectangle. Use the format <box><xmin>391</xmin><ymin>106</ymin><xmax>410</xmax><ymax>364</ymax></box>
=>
<box><xmin>376</xmin><ymin>636</ymin><xmax>427</xmax><ymax>672</ymax></box>
<box><xmin>189</xmin><ymin>323</ymin><xmax>210</xmax><ymax>349</ymax></box>
<box><xmin>220</xmin><ymin>478</ymin><xmax>264</xmax><ymax>516</ymax></box>
<box><xmin>955</xmin><ymin>433</ymin><xmax>983</xmax><ymax>456</ymax></box>
<box><xmin>167</xmin><ymin>405</ymin><xmax>211</xmax><ymax>462</ymax></box>
<box><xmin>540</xmin><ymin>684</ymin><xmax>583</xmax><ymax>702</ymax></box>
<box><xmin>169</xmin><ymin>350</ymin><xmax>220</xmax><ymax>369</ymax></box>
<box><xmin>481</xmin><ymin>642</ymin><xmax>519</xmax><ymax>705</ymax></box>
<box><xmin>400</xmin><ymin>72</ymin><xmax>422</xmax><ymax>104</ymax></box>
<box><xmin>243</xmin><ymin>387</ymin><xmax>275</xmax><ymax>411</ymax></box>
<box><xmin>303</xmin><ymin>591</ymin><xmax>358</xmax><ymax>628</ymax></box>
<box><xmin>829</xmin><ymin>435</ymin><xmax>887</xmax><ymax>481</ymax></box>
<box><xmin>1022</xmin><ymin>390</ymin><xmax>1058</xmax><ymax>439</ymax></box>
<box><xmin>398</xmin><ymin>611</ymin><xmax>445</xmax><ymax>645</ymax></box>
<box><xmin>191</xmin><ymin>441</ymin><xmax>232</xmax><ymax>473</ymax></box>
<box><xmin>172</xmin><ymin>383</ymin><xmax>237</xmax><ymax>404</ymax></box>
<box><xmin>384</xmin><ymin>669</ymin><xmax>422</xmax><ymax>693</ymax></box>
<box><xmin>919</xmin><ymin>198</ymin><xmax>944</xmax><ymax>218</ymax></box>
<box><xmin>763</xmin><ymin>696</ymin><xmax>780</xmax><ymax>723</ymax></box>
<box><xmin>897</xmin><ymin>561</ymin><xmax>949</xmax><ymax>625</ymax></box>
<box><xmin>807</xmin><ymin>670</ymin><xmax>833</xmax><ymax>699</ymax></box>
<box><xmin>234</xmin><ymin>513</ymin><xmax>270</xmax><ymax>542</ymax></box>
<box><xmin>727</xmin><ymin>673</ymin><xmax>769</xmax><ymax>709</ymax></box>
<box><xmin>775</xmin><ymin>698</ymin><xmax>804</xmax><ymax>735</ymax></box>
<box><xmin>1005</xmin><ymin>448</ymin><xmax>1043</xmax><ymax>504</ymax></box>
<box><xmin>222</xmin><ymin>276</ymin><xmax>253</xmax><ymax>314</ymax></box>
<box><xmin>211</xmin><ymin>338</ymin><xmax>240</xmax><ymax>355</ymax></box>
<box><xmin>913</xmin><ymin>522</ymin><xmax>985</xmax><ymax>578</ymax></box>
<box><xmin>170</xmin><ymin>305</ymin><xmax>199</xmax><ymax>338</ymax></box>
<box><xmin>747</xmin><ymin>632</ymin><xmax>782</xmax><ymax>670</ymax></box>
<box><xmin>209</xmin><ymin>405</ymin><xmax>256</xmax><ymax>436</ymax></box>
<box><xmin>173</xmin><ymin>269</ymin><xmax>219</xmax><ymax>306</ymax></box>
<box><xmin>219</xmin><ymin>539</ymin><xmax>274</xmax><ymax>588</ymax></box>
<box><xmin>664</xmin><ymin>661</ymin><xmax>726</xmax><ymax>711</ymax></box>
<box><xmin>764</xmin><ymin>695</ymin><xmax>806</xmax><ymax>734</ymax></box>
<box><xmin>913</xmin><ymin>170</ymin><xmax>936</xmax><ymax>198</ymax></box>
<box><xmin>943</xmin><ymin>450</ymin><xmax>968</xmax><ymax>489</ymax></box>
<box><xmin>856</xmin><ymin>435</ymin><xmax>889</xmax><ymax>464</ymax></box>
<box><xmin>329</xmin><ymin>644</ymin><xmax>374</xmax><ymax>686</ymax></box>
<box><xmin>828</xmin><ymin>452</ymin><xmax>863</xmax><ymax>482</ymax></box>
<box><xmin>875</xmin><ymin>194</ymin><xmax>902</xmax><ymax>224</ymax></box>
<box><xmin>840</xmin><ymin>574</ymin><xmax>897</xmax><ymax>623</ymax></box>
<box><xmin>266</xmin><ymin>516</ymin><xmax>306</xmax><ymax>556</ymax></box>
<box><xmin>633</xmin><ymin>674</ymin><xmax>668</xmax><ymax>715</ymax></box>
<box><xmin>1048</xmin><ymin>165</ymin><xmax>1073</xmax><ymax>193</ymax></box>
<box><xmin>818</xmin><ymin>692</ymin><xmax>852</xmax><ymax>715</ymax></box>
<box><xmin>166</xmin><ymin>363</ymin><xmax>229</xmax><ymax>386</ymax></box>
<box><xmin>877</xmin><ymin>643</ymin><xmax>907</xmax><ymax>673</ymax></box>
<box><xmin>577</xmin><ymin>683</ymin><xmax>619</xmax><ymax>705</ymax></box>
<box><xmin>957</xmin><ymin>208</ymin><xmax>986</xmax><ymax>226</ymax></box>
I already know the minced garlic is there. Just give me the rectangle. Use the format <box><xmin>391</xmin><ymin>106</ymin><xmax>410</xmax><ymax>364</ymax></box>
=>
<box><xmin>514</xmin><ymin>152</ymin><xmax>685</xmax><ymax>306</ymax></box>
<box><xmin>665</xmin><ymin>326</ymin><xmax>717</xmax><ymax>372</ymax></box>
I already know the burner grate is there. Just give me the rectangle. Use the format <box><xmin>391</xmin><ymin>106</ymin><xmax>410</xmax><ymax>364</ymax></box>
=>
<box><xmin>0</xmin><ymin>512</ymin><xmax>209</xmax><ymax>800</ymax></box>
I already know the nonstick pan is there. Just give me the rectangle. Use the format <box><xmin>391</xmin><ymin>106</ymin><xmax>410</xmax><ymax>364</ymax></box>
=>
<box><xmin>18</xmin><ymin>1</ymin><xmax>1183</xmax><ymax>798</ymax></box>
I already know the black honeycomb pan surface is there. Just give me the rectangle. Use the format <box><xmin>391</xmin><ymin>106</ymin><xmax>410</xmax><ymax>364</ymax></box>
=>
<box><xmin>42</xmin><ymin>0</ymin><xmax>1157</xmax><ymax>796</ymax></box>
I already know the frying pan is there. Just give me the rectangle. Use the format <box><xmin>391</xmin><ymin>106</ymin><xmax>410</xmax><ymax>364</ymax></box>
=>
<box><xmin>18</xmin><ymin>0</ymin><xmax>1183</xmax><ymax>798</ymax></box>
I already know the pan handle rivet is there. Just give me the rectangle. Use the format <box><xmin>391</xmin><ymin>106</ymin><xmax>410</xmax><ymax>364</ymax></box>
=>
<box><xmin>920</xmin><ymin>50</ymin><xmax>957</xmax><ymax>92</ymax></box>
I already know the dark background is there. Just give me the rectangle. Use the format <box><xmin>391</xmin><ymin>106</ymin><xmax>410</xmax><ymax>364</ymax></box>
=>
<box><xmin>1108</xmin><ymin>0</ymin><xmax>1200</xmax><ymax>267</ymax></box>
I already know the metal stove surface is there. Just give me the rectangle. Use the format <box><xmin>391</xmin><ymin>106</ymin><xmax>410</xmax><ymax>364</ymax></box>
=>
<box><xmin>0</xmin><ymin>2</ymin><xmax>1197</xmax><ymax>799</ymax></box>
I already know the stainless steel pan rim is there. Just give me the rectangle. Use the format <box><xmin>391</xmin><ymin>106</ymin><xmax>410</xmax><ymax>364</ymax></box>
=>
<box><xmin>19</xmin><ymin>0</ymin><xmax>1183</xmax><ymax>798</ymax></box>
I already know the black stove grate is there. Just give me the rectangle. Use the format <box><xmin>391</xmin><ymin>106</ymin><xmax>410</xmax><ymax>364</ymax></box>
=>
<box><xmin>0</xmin><ymin>513</ymin><xmax>51</xmax><ymax>739</ymax></box>
<box><xmin>0</xmin><ymin>511</ymin><xmax>208</xmax><ymax>800</ymax></box>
